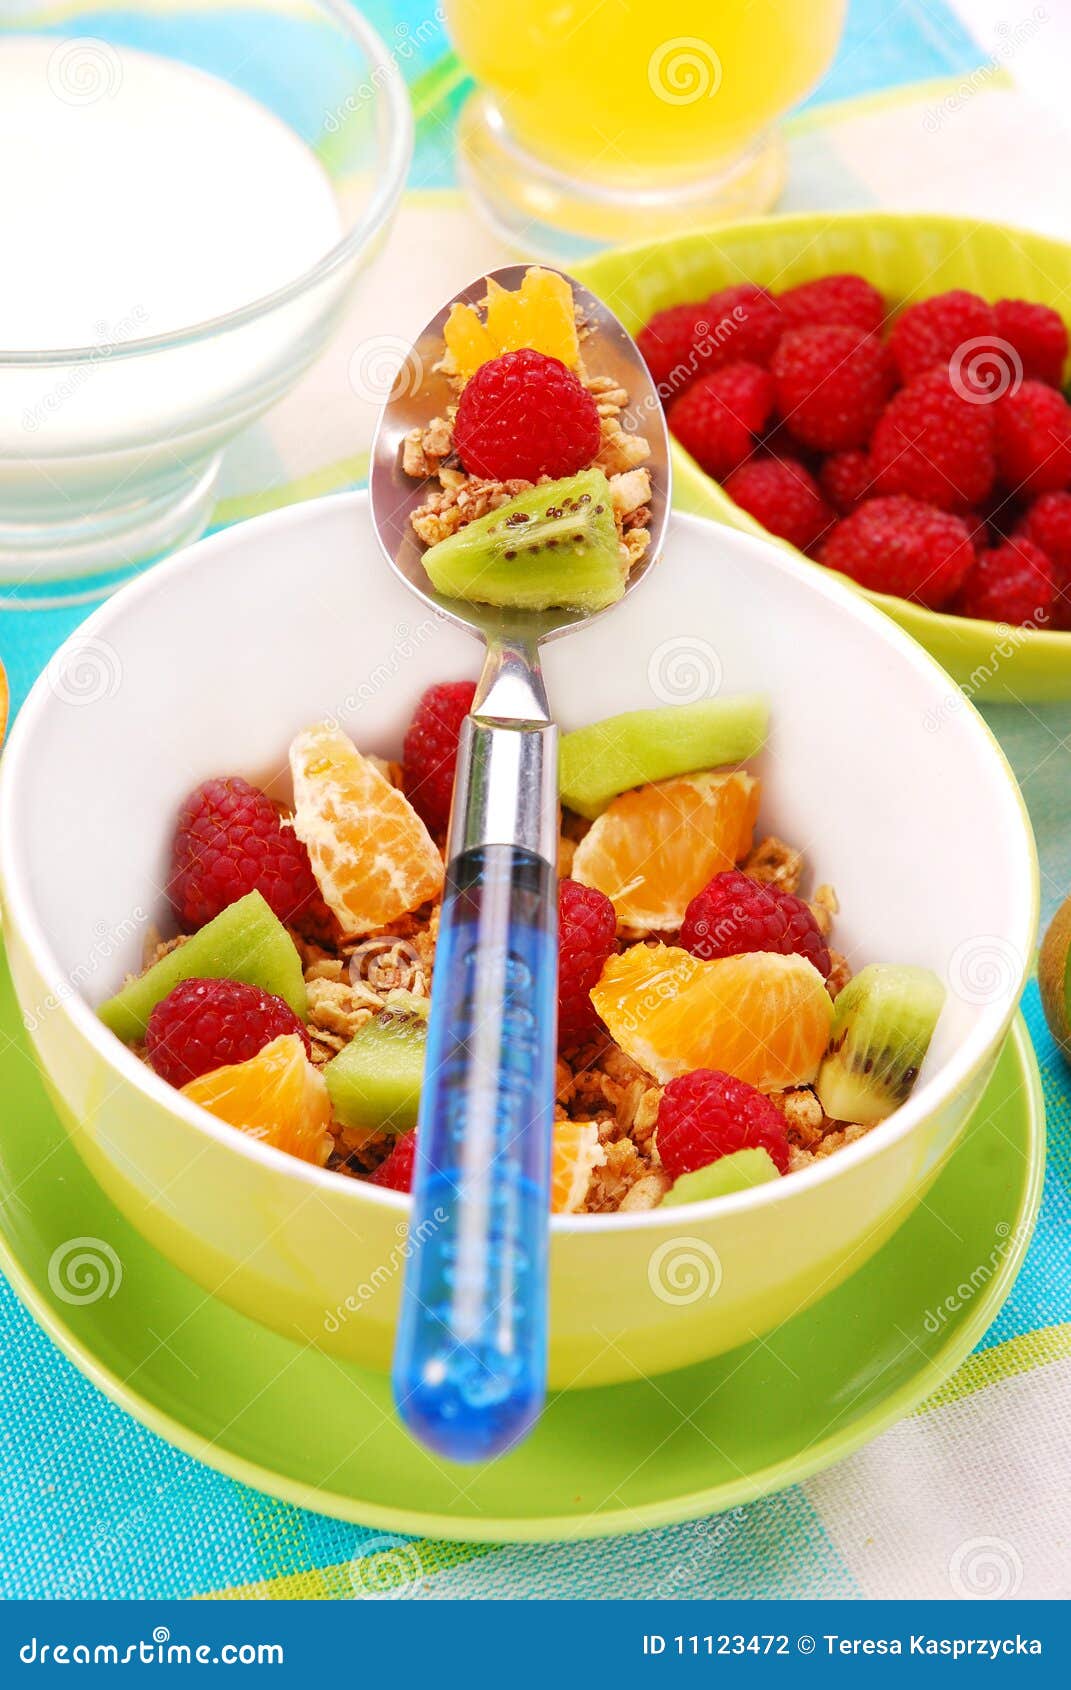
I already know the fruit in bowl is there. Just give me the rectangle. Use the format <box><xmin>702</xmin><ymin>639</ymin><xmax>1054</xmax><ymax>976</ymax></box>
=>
<box><xmin>400</xmin><ymin>266</ymin><xmax>655</xmax><ymax>614</ymax></box>
<box><xmin>92</xmin><ymin>684</ymin><xmax>947</xmax><ymax>1213</ymax></box>
<box><xmin>575</xmin><ymin>211</ymin><xmax>1071</xmax><ymax>700</ymax></box>
<box><xmin>641</xmin><ymin>275</ymin><xmax>1071</xmax><ymax>631</ymax></box>
<box><xmin>0</xmin><ymin>493</ymin><xmax>1037</xmax><ymax>1385</ymax></box>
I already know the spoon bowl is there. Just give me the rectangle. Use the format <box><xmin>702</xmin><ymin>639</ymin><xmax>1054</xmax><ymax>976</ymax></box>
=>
<box><xmin>370</xmin><ymin>264</ymin><xmax>671</xmax><ymax>646</ymax></box>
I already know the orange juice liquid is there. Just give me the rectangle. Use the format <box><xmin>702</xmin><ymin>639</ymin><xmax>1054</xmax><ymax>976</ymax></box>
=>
<box><xmin>446</xmin><ymin>0</ymin><xmax>846</xmax><ymax>179</ymax></box>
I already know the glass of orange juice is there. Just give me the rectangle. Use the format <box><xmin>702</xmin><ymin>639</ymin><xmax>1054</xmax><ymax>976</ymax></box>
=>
<box><xmin>446</xmin><ymin>0</ymin><xmax>846</xmax><ymax>256</ymax></box>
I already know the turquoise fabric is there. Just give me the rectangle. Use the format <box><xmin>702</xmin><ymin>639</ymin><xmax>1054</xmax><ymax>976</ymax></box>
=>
<box><xmin>3</xmin><ymin>0</ymin><xmax>1068</xmax><ymax>1602</ymax></box>
<box><xmin>0</xmin><ymin>977</ymin><xmax>1065</xmax><ymax>1600</ymax></box>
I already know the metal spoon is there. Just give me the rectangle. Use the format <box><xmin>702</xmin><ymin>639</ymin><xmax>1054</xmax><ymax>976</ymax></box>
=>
<box><xmin>369</xmin><ymin>265</ymin><xmax>671</xmax><ymax>1463</ymax></box>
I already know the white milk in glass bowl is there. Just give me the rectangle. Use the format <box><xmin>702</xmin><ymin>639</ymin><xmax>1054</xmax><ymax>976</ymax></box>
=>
<box><xmin>0</xmin><ymin>3</ymin><xmax>412</xmax><ymax>579</ymax></box>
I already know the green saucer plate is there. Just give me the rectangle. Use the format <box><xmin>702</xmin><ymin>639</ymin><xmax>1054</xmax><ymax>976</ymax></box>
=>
<box><xmin>0</xmin><ymin>945</ymin><xmax>1044</xmax><ymax>1542</ymax></box>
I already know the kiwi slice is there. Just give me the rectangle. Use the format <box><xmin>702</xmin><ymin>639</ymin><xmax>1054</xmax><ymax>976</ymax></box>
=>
<box><xmin>1039</xmin><ymin>893</ymin><xmax>1071</xmax><ymax>1056</ymax></box>
<box><xmin>98</xmin><ymin>891</ymin><xmax>306</xmax><ymax>1042</ymax></box>
<box><xmin>324</xmin><ymin>994</ymin><xmax>427</xmax><ymax>1133</ymax></box>
<box><xmin>661</xmin><ymin>1147</ymin><xmax>780</xmax><ymax>1207</ymax></box>
<box><xmin>560</xmin><ymin>694</ymin><xmax>769</xmax><ymax>820</ymax></box>
<box><xmin>421</xmin><ymin>469</ymin><xmax>625</xmax><ymax>613</ymax></box>
<box><xmin>816</xmin><ymin>963</ymin><xmax>945</xmax><ymax>1126</ymax></box>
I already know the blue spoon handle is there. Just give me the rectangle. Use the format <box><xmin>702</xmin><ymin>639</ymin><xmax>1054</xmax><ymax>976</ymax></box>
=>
<box><xmin>393</xmin><ymin>657</ymin><xmax>559</xmax><ymax>1465</ymax></box>
<box><xmin>393</xmin><ymin>839</ymin><xmax>558</xmax><ymax>1462</ymax></box>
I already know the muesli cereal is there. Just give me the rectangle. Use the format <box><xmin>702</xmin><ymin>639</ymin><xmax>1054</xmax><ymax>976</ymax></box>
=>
<box><xmin>98</xmin><ymin>683</ymin><xmax>946</xmax><ymax>1213</ymax></box>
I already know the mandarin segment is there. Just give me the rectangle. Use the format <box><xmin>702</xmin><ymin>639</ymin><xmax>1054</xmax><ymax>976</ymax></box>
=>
<box><xmin>483</xmin><ymin>276</ymin><xmax>527</xmax><ymax>355</ymax></box>
<box><xmin>290</xmin><ymin>723</ymin><xmax>443</xmax><ymax>938</ymax></box>
<box><xmin>591</xmin><ymin>944</ymin><xmax>833</xmax><ymax>1090</ymax></box>
<box><xmin>180</xmin><ymin>1033</ymin><xmax>334</xmax><ymax>1165</ymax></box>
<box><xmin>443</xmin><ymin>300</ymin><xmax>496</xmax><ymax>381</ymax></box>
<box><xmin>551</xmin><ymin>1119</ymin><xmax>606</xmax><ymax>1214</ymax></box>
<box><xmin>523</xmin><ymin>267</ymin><xmax>582</xmax><ymax>366</ymax></box>
<box><xmin>444</xmin><ymin>268</ymin><xmax>580</xmax><ymax>380</ymax></box>
<box><xmin>486</xmin><ymin>268</ymin><xmax>580</xmax><ymax>366</ymax></box>
<box><xmin>571</xmin><ymin>770</ymin><xmax>759</xmax><ymax>931</ymax></box>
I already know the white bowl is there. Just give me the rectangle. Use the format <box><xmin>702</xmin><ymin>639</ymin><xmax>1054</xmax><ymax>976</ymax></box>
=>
<box><xmin>0</xmin><ymin>493</ymin><xmax>1038</xmax><ymax>1386</ymax></box>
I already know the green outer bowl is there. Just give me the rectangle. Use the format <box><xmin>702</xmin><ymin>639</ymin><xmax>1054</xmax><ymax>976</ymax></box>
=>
<box><xmin>576</xmin><ymin>210</ymin><xmax>1071</xmax><ymax>702</ymax></box>
<box><xmin>0</xmin><ymin>929</ymin><xmax>1045</xmax><ymax>1537</ymax></box>
<box><xmin>0</xmin><ymin>494</ymin><xmax>1039</xmax><ymax>1400</ymax></box>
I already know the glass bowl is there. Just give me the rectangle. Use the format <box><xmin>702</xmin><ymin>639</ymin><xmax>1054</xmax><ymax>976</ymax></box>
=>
<box><xmin>0</xmin><ymin>1</ymin><xmax>412</xmax><ymax>581</ymax></box>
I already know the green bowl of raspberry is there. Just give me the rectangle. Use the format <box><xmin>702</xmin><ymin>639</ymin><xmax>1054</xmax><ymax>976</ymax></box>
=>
<box><xmin>576</xmin><ymin>210</ymin><xmax>1071</xmax><ymax>701</ymax></box>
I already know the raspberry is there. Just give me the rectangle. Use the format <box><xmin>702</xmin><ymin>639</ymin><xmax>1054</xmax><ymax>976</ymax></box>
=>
<box><xmin>778</xmin><ymin>272</ymin><xmax>886</xmax><ymax>336</ymax></box>
<box><xmin>723</xmin><ymin>456</ymin><xmax>833</xmax><ymax>553</ymax></box>
<box><xmin>146</xmin><ymin>977</ymin><xmax>311</xmax><ymax>1088</ymax></box>
<box><xmin>1018</xmin><ymin>492</ymin><xmax>1071</xmax><ymax>626</ymax></box>
<box><xmin>667</xmin><ymin>362</ymin><xmax>774</xmax><ymax>479</ymax></box>
<box><xmin>819</xmin><ymin>449</ymin><xmax>873</xmax><ymax>514</ymax></box>
<box><xmin>993</xmin><ymin>379</ymin><xmax>1071</xmax><ymax>496</ymax></box>
<box><xmin>638</xmin><ymin>300</ymin><xmax>722</xmax><ymax>394</ymax></box>
<box><xmin>889</xmin><ymin>289</ymin><xmax>997</xmax><ymax>383</ymax></box>
<box><xmin>453</xmin><ymin>349</ymin><xmax>601</xmax><ymax>482</ymax></box>
<box><xmin>870</xmin><ymin>370</ymin><xmax>996</xmax><ymax>511</ymax></box>
<box><xmin>760</xmin><ymin>421</ymin><xmax>808</xmax><ymax>462</ymax></box>
<box><xmin>1019</xmin><ymin>490</ymin><xmax>1071</xmax><ymax>569</ymax></box>
<box><xmin>656</xmin><ymin>1069</ymin><xmax>790</xmax><ymax>1180</ymax></box>
<box><xmin>772</xmin><ymin>326</ymin><xmax>893</xmax><ymax>452</ymax></box>
<box><xmin>955</xmin><ymin>538</ymin><xmax>1056</xmax><ymax>627</ymax></box>
<box><xmin>962</xmin><ymin>504</ymin><xmax>1002</xmax><ymax>554</ymax></box>
<box><xmin>558</xmin><ymin>878</ymin><xmax>617</xmax><ymax>1047</ymax></box>
<box><xmin>680</xmin><ymin>870</ymin><xmax>831</xmax><ymax>978</ymax></box>
<box><xmin>820</xmin><ymin>496</ymin><xmax>974</xmax><ymax>609</ymax></box>
<box><xmin>994</xmin><ymin>298</ymin><xmax>1068</xmax><ymax>387</ymax></box>
<box><xmin>369</xmin><ymin>1132</ymin><xmax>416</xmax><ymax>1193</ymax></box>
<box><xmin>703</xmin><ymin>284</ymin><xmax>784</xmax><ymax>367</ymax></box>
<box><xmin>169</xmin><ymin>776</ymin><xmax>328</xmax><ymax>935</ymax></box>
<box><xmin>402</xmin><ymin>680</ymin><xmax>476</xmax><ymax>837</ymax></box>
